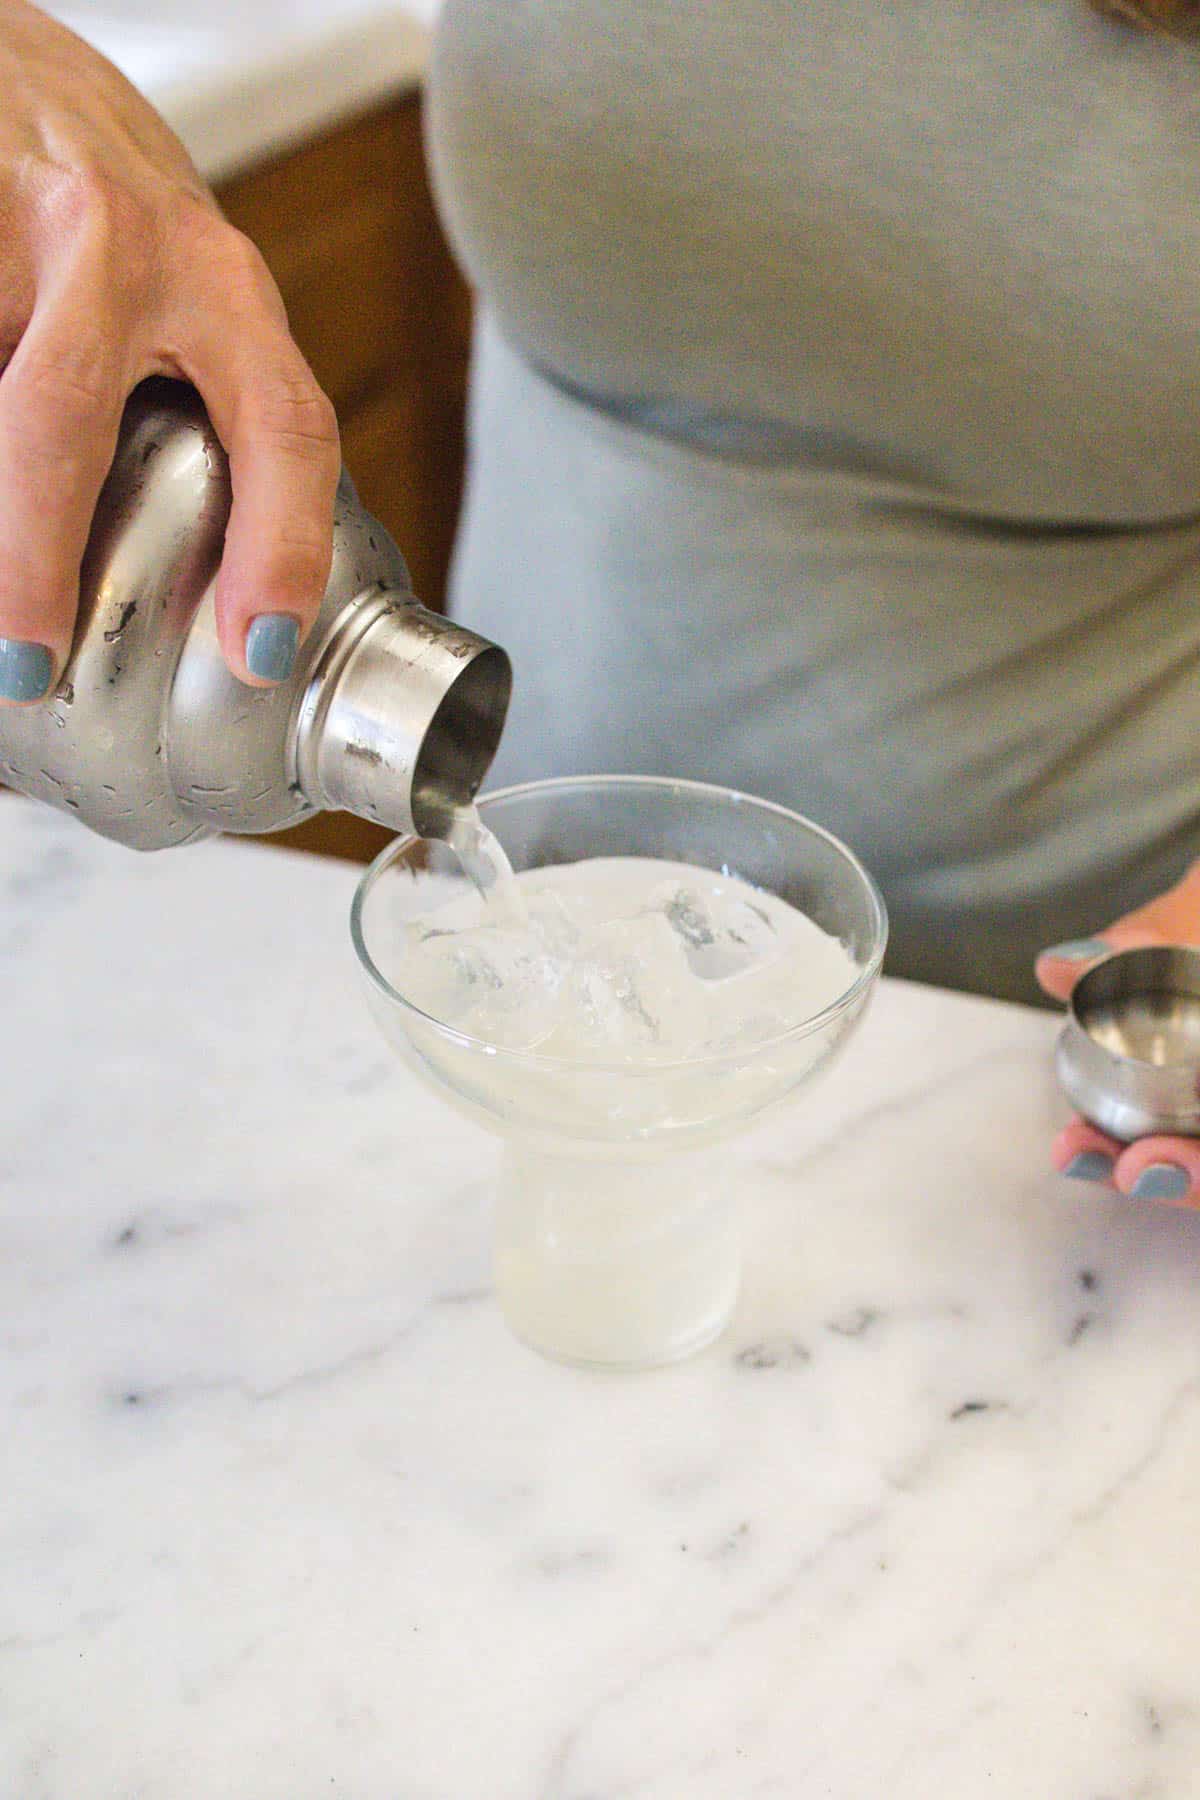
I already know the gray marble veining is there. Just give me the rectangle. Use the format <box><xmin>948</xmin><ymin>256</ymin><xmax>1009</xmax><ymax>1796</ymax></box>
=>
<box><xmin>2</xmin><ymin>799</ymin><xmax>1198</xmax><ymax>1797</ymax></box>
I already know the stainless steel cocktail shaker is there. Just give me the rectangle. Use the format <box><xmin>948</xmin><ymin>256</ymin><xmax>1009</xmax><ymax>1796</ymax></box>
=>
<box><xmin>0</xmin><ymin>379</ymin><xmax>511</xmax><ymax>849</ymax></box>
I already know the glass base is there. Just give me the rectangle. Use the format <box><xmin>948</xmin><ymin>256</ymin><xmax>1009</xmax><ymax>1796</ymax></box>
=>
<box><xmin>494</xmin><ymin>1143</ymin><xmax>740</xmax><ymax>1369</ymax></box>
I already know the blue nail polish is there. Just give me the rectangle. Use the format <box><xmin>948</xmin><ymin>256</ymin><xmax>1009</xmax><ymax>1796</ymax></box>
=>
<box><xmin>0</xmin><ymin>639</ymin><xmax>53</xmax><ymax>703</ymax></box>
<box><xmin>1063</xmin><ymin>1150</ymin><xmax>1114</xmax><ymax>1183</ymax></box>
<box><xmin>245</xmin><ymin>614</ymin><xmax>299</xmax><ymax>683</ymax></box>
<box><xmin>1131</xmin><ymin>1163</ymin><xmax>1191</xmax><ymax>1203</ymax></box>
<box><xmin>1042</xmin><ymin>938</ymin><xmax>1109</xmax><ymax>962</ymax></box>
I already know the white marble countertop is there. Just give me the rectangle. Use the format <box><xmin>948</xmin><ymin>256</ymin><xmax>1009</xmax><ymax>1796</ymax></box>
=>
<box><xmin>3</xmin><ymin>797</ymin><xmax>1200</xmax><ymax>1797</ymax></box>
<box><xmin>45</xmin><ymin>0</ymin><xmax>438</xmax><ymax>182</ymax></box>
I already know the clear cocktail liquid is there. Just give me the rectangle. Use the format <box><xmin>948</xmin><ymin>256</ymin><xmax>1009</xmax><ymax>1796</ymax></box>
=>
<box><xmin>413</xmin><ymin>805</ymin><xmax>855</xmax><ymax>1364</ymax></box>
<box><xmin>424</xmin><ymin>806</ymin><xmax>854</xmax><ymax>1062</ymax></box>
<box><xmin>444</xmin><ymin>804</ymin><xmax>523</xmax><ymax>915</ymax></box>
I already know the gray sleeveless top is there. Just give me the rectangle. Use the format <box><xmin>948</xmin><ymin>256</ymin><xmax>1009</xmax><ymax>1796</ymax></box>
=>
<box><xmin>425</xmin><ymin>1</ymin><xmax>1200</xmax><ymax>1002</ymax></box>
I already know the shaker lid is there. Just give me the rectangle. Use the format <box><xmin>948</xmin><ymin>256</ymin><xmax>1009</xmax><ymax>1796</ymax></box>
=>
<box><xmin>1057</xmin><ymin>945</ymin><xmax>1200</xmax><ymax>1141</ymax></box>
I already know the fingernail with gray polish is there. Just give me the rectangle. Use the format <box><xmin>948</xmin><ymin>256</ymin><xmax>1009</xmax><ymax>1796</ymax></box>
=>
<box><xmin>245</xmin><ymin>614</ymin><xmax>299</xmax><ymax>683</ymax></box>
<box><xmin>1063</xmin><ymin>1150</ymin><xmax>1114</xmax><ymax>1183</ymax></box>
<box><xmin>1042</xmin><ymin>938</ymin><xmax>1109</xmax><ymax>962</ymax></box>
<box><xmin>0</xmin><ymin>639</ymin><xmax>53</xmax><ymax>703</ymax></box>
<box><xmin>1131</xmin><ymin>1163</ymin><xmax>1192</xmax><ymax>1203</ymax></box>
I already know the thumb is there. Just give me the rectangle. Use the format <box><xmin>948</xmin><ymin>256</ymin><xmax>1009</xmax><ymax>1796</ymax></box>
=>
<box><xmin>1034</xmin><ymin>924</ymin><xmax>1167</xmax><ymax>1006</ymax></box>
<box><xmin>1035</xmin><ymin>860</ymin><xmax>1200</xmax><ymax>1004</ymax></box>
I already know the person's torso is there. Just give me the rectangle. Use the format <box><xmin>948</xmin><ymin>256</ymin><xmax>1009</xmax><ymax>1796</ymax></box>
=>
<box><xmin>426</xmin><ymin>2</ymin><xmax>1200</xmax><ymax>1001</ymax></box>
<box><xmin>428</xmin><ymin>0</ymin><xmax>1200</xmax><ymax>525</ymax></box>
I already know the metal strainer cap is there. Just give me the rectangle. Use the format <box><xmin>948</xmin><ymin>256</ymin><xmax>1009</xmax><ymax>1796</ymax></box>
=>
<box><xmin>1056</xmin><ymin>945</ymin><xmax>1200</xmax><ymax>1141</ymax></box>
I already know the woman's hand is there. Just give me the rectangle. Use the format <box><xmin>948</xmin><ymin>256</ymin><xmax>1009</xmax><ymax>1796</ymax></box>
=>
<box><xmin>0</xmin><ymin>1</ymin><xmax>340</xmax><ymax>701</ymax></box>
<box><xmin>1036</xmin><ymin>861</ymin><xmax>1200</xmax><ymax>1206</ymax></box>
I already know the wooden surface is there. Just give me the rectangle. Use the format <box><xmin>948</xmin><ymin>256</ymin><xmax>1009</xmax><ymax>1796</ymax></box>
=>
<box><xmin>216</xmin><ymin>91</ymin><xmax>474</xmax><ymax>865</ymax></box>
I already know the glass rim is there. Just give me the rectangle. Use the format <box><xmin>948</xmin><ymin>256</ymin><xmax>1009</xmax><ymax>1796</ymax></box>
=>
<box><xmin>349</xmin><ymin>773</ymin><xmax>889</xmax><ymax>1076</ymax></box>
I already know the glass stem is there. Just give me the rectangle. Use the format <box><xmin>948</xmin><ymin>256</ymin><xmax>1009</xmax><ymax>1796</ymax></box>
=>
<box><xmin>493</xmin><ymin>1142</ymin><xmax>741</xmax><ymax>1369</ymax></box>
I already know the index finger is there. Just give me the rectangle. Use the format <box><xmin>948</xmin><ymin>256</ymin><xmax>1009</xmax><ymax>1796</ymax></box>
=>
<box><xmin>168</xmin><ymin>229</ymin><xmax>340</xmax><ymax>687</ymax></box>
<box><xmin>0</xmin><ymin>290</ymin><xmax>127</xmax><ymax>701</ymax></box>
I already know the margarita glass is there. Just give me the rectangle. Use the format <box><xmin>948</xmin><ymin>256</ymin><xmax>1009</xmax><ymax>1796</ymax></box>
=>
<box><xmin>351</xmin><ymin>776</ymin><xmax>886</xmax><ymax>1368</ymax></box>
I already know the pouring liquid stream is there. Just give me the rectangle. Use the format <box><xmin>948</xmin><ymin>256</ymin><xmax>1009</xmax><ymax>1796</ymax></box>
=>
<box><xmin>445</xmin><ymin>803</ymin><xmax>525</xmax><ymax>919</ymax></box>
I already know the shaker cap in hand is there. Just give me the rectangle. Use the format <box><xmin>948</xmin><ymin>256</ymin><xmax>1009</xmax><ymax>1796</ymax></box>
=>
<box><xmin>1056</xmin><ymin>945</ymin><xmax>1200</xmax><ymax>1141</ymax></box>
